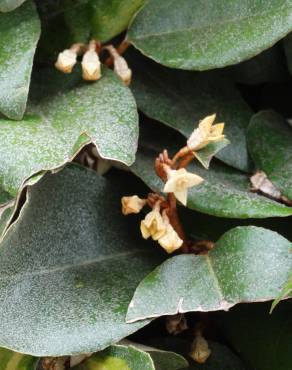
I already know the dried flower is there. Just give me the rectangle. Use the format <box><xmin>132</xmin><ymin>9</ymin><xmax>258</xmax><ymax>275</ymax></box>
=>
<box><xmin>163</xmin><ymin>168</ymin><xmax>204</xmax><ymax>206</ymax></box>
<box><xmin>189</xmin><ymin>334</ymin><xmax>211</xmax><ymax>364</ymax></box>
<box><xmin>121</xmin><ymin>195</ymin><xmax>146</xmax><ymax>215</ymax></box>
<box><xmin>158</xmin><ymin>213</ymin><xmax>183</xmax><ymax>253</ymax></box>
<box><xmin>187</xmin><ymin>114</ymin><xmax>225</xmax><ymax>151</ymax></box>
<box><xmin>105</xmin><ymin>45</ymin><xmax>132</xmax><ymax>85</ymax></box>
<box><xmin>166</xmin><ymin>314</ymin><xmax>188</xmax><ymax>335</ymax></box>
<box><xmin>140</xmin><ymin>202</ymin><xmax>166</xmax><ymax>240</ymax></box>
<box><xmin>82</xmin><ymin>40</ymin><xmax>101</xmax><ymax>81</ymax></box>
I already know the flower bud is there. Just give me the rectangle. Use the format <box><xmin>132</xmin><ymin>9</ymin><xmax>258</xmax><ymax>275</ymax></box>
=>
<box><xmin>81</xmin><ymin>49</ymin><xmax>101</xmax><ymax>81</ymax></box>
<box><xmin>140</xmin><ymin>202</ymin><xmax>166</xmax><ymax>240</ymax></box>
<box><xmin>189</xmin><ymin>334</ymin><xmax>211</xmax><ymax>364</ymax></box>
<box><xmin>55</xmin><ymin>49</ymin><xmax>77</xmax><ymax>74</ymax></box>
<box><xmin>105</xmin><ymin>45</ymin><xmax>132</xmax><ymax>85</ymax></box>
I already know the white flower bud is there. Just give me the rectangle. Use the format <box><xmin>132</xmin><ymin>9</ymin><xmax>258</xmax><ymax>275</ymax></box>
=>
<box><xmin>105</xmin><ymin>45</ymin><xmax>132</xmax><ymax>85</ymax></box>
<box><xmin>140</xmin><ymin>202</ymin><xmax>166</xmax><ymax>240</ymax></box>
<box><xmin>81</xmin><ymin>48</ymin><xmax>101</xmax><ymax>81</ymax></box>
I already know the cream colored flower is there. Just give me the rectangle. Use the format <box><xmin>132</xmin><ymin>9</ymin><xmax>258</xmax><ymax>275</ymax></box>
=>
<box><xmin>121</xmin><ymin>195</ymin><xmax>146</xmax><ymax>215</ymax></box>
<box><xmin>81</xmin><ymin>49</ymin><xmax>101</xmax><ymax>81</ymax></box>
<box><xmin>105</xmin><ymin>45</ymin><xmax>132</xmax><ymax>86</ymax></box>
<box><xmin>55</xmin><ymin>49</ymin><xmax>77</xmax><ymax>73</ymax></box>
<box><xmin>140</xmin><ymin>203</ymin><xmax>166</xmax><ymax>240</ymax></box>
<box><xmin>189</xmin><ymin>335</ymin><xmax>211</xmax><ymax>364</ymax></box>
<box><xmin>163</xmin><ymin>168</ymin><xmax>204</xmax><ymax>206</ymax></box>
<box><xmin>158</xmin><ymin>223</ymin><xmax>183</xmax><ymax>253</ymax></box>
<box><xmin>187</xmin><ymin>114</ymin><xmax>225</xmax><ymax>151</ymax></box>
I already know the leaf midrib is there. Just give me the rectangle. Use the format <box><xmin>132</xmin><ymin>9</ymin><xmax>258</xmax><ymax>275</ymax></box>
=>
<box><xmin>0</xmin><ymin>249</ymin><xmax>147</xmax><ymax>281</ymax></box>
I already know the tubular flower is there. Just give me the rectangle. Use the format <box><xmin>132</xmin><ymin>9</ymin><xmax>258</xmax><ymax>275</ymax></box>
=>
<box><xmin>163</xmin><ymin>168</ymin><xmax>204</xmax><ymax>206</ymax></box>
<box><xmin>55</xmin><ymin>49</ymin><xmax>78</xmax><ymax>74</ymax></box>
<box><xmin>105</xmin><ymin>45</ymin><xmax>132</xmax><ymax>85</ymax></box>
<box><xmin>81</xmin><ymin>41</ymin><xmax>101</xmax><ymax>81</ymax></box>
<box><xmin>121</xmin><ymin>195</ymin><xmax>146</xmax><ymax>215</ymax></box>
<box><xmin>187</xmin><ymin>114</ymin><xmax>225</xmax><ymax>151</ymax></box>
<box><xmin>140</xmin><ymin>202</ymin><xmax>166</xmax><ymax>240</ymax></box>
<box><xmin>158</xmin><ymin>223</ymin><xmax>183</xmax><ymax>254</ymax></box>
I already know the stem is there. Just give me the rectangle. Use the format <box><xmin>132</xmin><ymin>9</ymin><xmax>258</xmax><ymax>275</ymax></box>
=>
<box><xmin>171</xmin><ymin>146</ymin><xmax>191</xmax><ymax>168</ymax></box>
<box><xmin>178</xmin><ymin>152</ymin><xmax>195</xmax><ymax>169</ymax></box>
<box><xmin>166</xmin><ymin>193</ymin><xmax>189</xmax><ymax>253</ymax></box>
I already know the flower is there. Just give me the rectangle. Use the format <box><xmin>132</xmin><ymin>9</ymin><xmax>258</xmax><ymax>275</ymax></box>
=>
<box><xmin>140</xmin><ymin>203</ymin><xmax>166</xmax><ymax>240</ymax></box>
<box><xmin>81</xmin><ymin>49</ymin><xmax>101</xmax><ymax>81</ymax></box>
<box><xmin>163</xmin><ymin>168</ymin><xmax>204</xmax><ymax>206</ymax></box>
<box><xmin>189</xmin><ymin>335</ymin><xmax>211</xmax><ymax>364</ymax></box>
<box><xmin>158</xmin><ymin>223</ymin><xmax>183</xmax><ymax>253</ymax></box>
<box><xmin>187</xmin><ymin>114</ymin><xmax>225</xmax><ymax>151</ymax></box>
<box><xmin>105</xmin><ymin>45</ymin><xmax>132</xmax><ymax>85</ymax></box>
<box><xmin>121</xmin><ymin>195</ymin><xmax>146</xmax><ymax>215</ymax></box>
<box><xmin>55</xmin><ymin>49</ymin><xmax>77</xmax><ymax>73</ymax></box>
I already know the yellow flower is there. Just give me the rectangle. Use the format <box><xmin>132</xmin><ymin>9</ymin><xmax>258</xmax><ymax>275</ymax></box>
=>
<box><xmin>163</xmin><ymin>168</ymin><xmax>204</xmax><ymax>206</ymax></box>
<box><xmin>55</xmin><ymin>49</ymin><xmax>77</xmax><ymax>73</ymax></box>
<box><xmin>140</xmin><ymin>203</ymin><xmax>166</xmax><ymax>240</ymax></box>
<box><xmin>187</xmin><ymin>114</ymin><xmax>225</xmax><ymax>151</ymax></box>
<box><xmin>158</xmin><ymin>223</ymin><xmax>183</xmax><ymax>253</ymax></box>
<box><xmin>121</xmin><ymin>195</ymin><xmax>146</xmax><ymax>215</ymax></box>
<box><xmin>81</xmin><ymin>49</ymin><xmax>101</xmax><ymax>81</ymax></box>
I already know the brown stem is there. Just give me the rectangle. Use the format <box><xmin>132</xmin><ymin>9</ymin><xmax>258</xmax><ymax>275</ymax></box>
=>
<box><xmin>171</xmin><ymin>146</ymin><xmax>191</xmax><ymax>168</ymax></box>
<box><xmin>166</xmin><ymin>193</ymin><xmax>189</xmax><ymax>253</ymax></box>
<box><xmin>104</xmin><ymin>40</ymin><xmax>131</xmax><ymax>66</ymax></box>
<box><xmin>178</xmin><ymin>152</ymin><xmax>195</xmax><ymax>169</ymax></box>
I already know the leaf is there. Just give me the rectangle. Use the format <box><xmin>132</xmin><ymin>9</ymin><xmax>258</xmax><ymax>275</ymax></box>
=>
<box><xmin>130</xmin><ymin>57</ymin><xmax>253</xmax><ymax>172</ymax></box>
<box><xmin>194</xmin><ymin>139</ymin><xmax>230</xmax><ymax>170</ymax></box>
<box><xmin>0</xmin><ymin>0</ymin><xmax>25</xmax><ymax>12</ymax></box>
<box><xmin>0</xmin><ymin>1</ymin><xmax>40</xmax><ymax>120</ymax></box>
<box><xmin>0</xmin><ymin>67</ymin><xmax>138</xmax><ymax>196</ymax></box>
<box><xmin>120</xmin><ymin>340</ymin><xmax>188</xmax><ymax>370</ymax></box>
<box><xmin>127</xmin><ymin>0</ymin><xmax>292</xmax><ymax>70</ymax></box>
<box><xmin>0</xmin><ymin>347</ymin><xmax>38</xmax><ymax>370</ymax></box>
<box><xmin>271</xmin><ymin>272</ymin><xmax>292</xmax><ymax>312</ymax></box>
<box><xmin>215</xmin><ymin>302</ymin><xmax>292</xmax><ymax>370</ymax></box>
<box><xmin>247</xmin><ymin>110</ymin><xmax>292</xmax><ymax>200</ymax></box>
<box><xmin>131</xmin><ymin>125</ymin><xmax>292</xmax><ymax>218</ymax></box>
<box><xmin>227</xmin><ymin>45</ymin><xmax>288</xmax><ymax>85</ymax></box>
<box><xmin>75</xmin><ymin>345</ymin><xmax>155</xmax><ymax>370</ymax></box>
<box><xmin>126</xmin><ymin>226</ymin><xmax>292</xmax><ymax>322</ymax></box>
<box><xmin>186</xmin><ymin>341</ymin><xmax>247</xmax><ymax>370</ymax></box>
<box><xmin>0</xmin><ymin>164</ymin><xmax>163</xmax><ymax>356</ymax></box>
<box><xmin>89</xmin><ymin>0</ymin><xmax>145</xmax><ymax>42</ymax></box>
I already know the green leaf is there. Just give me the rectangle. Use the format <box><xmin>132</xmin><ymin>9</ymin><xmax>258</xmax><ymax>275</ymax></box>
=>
<box><xmin>247</xmin><ymin>110</ymin><xmax>292</xmax><ymax>200</ymax></box>
<box><xmin>0</xmin><ymin>165</ymin><xmax>163</xmax><ymax>356</ymax></box>
<box><xmin>89</xmin><ymin>0</ymin><xmax>145</xmax><ymax>42</ymax></box>
<box><xmin>194</xmin><ymin>139</ymin><xmax>230</xmax><ymax>169</ymax></box>
<box><xmin>75</xmin><ymin>345</ymin><xmax>155</xmax><ymax>370</ymax></box>
<box><xmin>0</xmin><ymin>1</ymin><xmax>40</xmax><ymax>119</ymax></box>
<box><xmin>127</xmin><ymin>0</ymin><xmax>292</xmax><ymax>70</ymax></box>
<box><xmin>0</xmin><ymin>67</ymin><xmax>138</xmax><ymax>196</ymax></box>
<box><xmin>0</xmin><ymin>347</ymin><xmax>38</xmax><ymax>370</ymax></box>
<box><xmin>126</xmin><ymin>226</ymin><xmax>292</xmax><ymax>322</ymax></box>
<box><xmin>271</xmin><ymin>272</ymin><xmax>292</xmax><ymax>312</ymax></box>
<box><xmin>130</xmin><ymin>58</ymin><xmax>253</xmax><ymax>172</ymax></box>
<box><xmin>131</xmin><ymin>126</ymin><xmax>292</xmax><ymax>218</ymax></box>
<box><xmin>227</xmin><ymin>45</ymin><xmax>288</xmax><ymax>85</ymax></box>
<box><xmin>186</xmin><ymin>341</ymin><xmax>247</xmax><ymax>370</ymax></box>
<box><xmin>0</xmin><ymin>0</ymin><xmax>25</xmax><ymax>12</ymax></box>
<box><xmin>215</xmin><ymin>303</ymin><xmax>292</xmax><ymax>370</ymax></box>
<box><xmin>120</xmin><ymin>341</ymin><xmax>188</xmax><ymax>370</ymax></box>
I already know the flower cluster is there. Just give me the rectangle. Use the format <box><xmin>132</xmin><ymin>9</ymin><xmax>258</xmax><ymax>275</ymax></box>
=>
<box><xmin>55</xmin><ymin>40</ymin><xmax>131</xmax><ymax>85</ymax></box>
<box><xmin>121</xmin><ymin>115</ymin><xmax>226</xmax><ymax>254</ymax></box>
